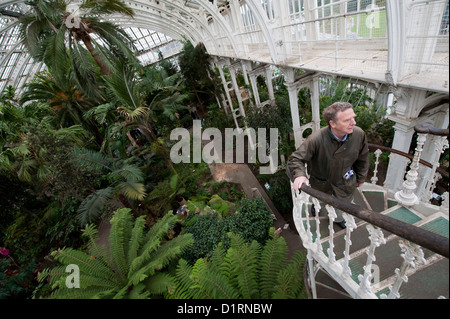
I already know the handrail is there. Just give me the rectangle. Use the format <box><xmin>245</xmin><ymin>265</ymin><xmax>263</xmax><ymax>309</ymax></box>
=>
<box><xmin>368</xmin><ymin>143</ymin><xmax>449</xmax><ymax>179</ymax></box>
<box><xmin>286</xmin><ymin>166</ymin><xmax>449</xmax><ymax>258</ymax></box>
<box><xmin>414</xmin><ymin>123</ymin><xmax>449</xmax><ymax>136</ymax></box>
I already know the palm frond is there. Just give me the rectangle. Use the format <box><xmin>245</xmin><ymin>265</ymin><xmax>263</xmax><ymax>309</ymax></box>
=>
<box><xmin>191</xmin><ymin>258</ymin><xmax>240</xmax><ymax>299</ymax></box>
<box><xmin>110</xmin><ymin>164</ymin><xmax>144</xmax><ymax>182</ymax></box>
<box><xmin>116</xmin><ymin>106</ymin><xmax>147</xmax><ymax>121</ymax></box>
<box><xmin>69</xmin><ymin>38</ymin><xmax>103</xmax><ymax>102</ymax></box>
<box><xmin>116</xmin><ymin>180</ymin><xmax>146</xmax><ymax>201</ymax></box>
<box><xmin>127</xmin><ymin>215</ymin><xmax>146</xmax><ymax>265</ymax></box>
<box><xmin>144</xmin><ymin>273</ymin><xmax>176</xmax><ymax>296</ymax></box>
<box><xmin>71</xmin><ymin>148</ymin><xmax>111</xmax><ymax>172</ymax></box>
<box><xmin>227</xmin><ymin>235</ymin><xmax>261</xmax><ymax>298</ymax></box>
<box><xmin>81</xmin><ymin>0</ymin><xmax>134</xmax><ymax>17</ymax></box>
<box><xmin>83</xmin><ymin>102</ymin><xmax>115</xmax><ymax>124</ymax></box>
<box><xmin>82</xmin><ymin>224</ymin><xmax>109</xmax><ymax>259</ymax></box>
<box><xmin>41</xmin><ymin>24</ymin><xmax>69</xmax><ymax>82</ymax></box>
<box><xmin>130</xmin><ymin>214</ymin><xmax>178</xmax><ymax>275</ymax></box>
<box><xmin>168</xmin><ymin>259</ymin><xmax>197</xmax><ymax>299</ymax></box>
<box><xmin>77</xmin><ymin>187</ymin><xmax>113</xmax><ymax>225</ymax></box>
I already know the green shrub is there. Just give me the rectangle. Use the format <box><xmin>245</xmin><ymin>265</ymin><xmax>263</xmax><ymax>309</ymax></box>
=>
<box><xmin>182</xmin><ymin>212</ymin><xmax>231</xmax><ymax>265</ymax></box>
<box><xmin>182</xmin><ymin>197</ymin><xmax>274</xmax><ymax>264</ymax></box>
<box><xmin>230</xmin><ymin>197</ymin><xmax>273</xmax><ymax>244</ymax></box>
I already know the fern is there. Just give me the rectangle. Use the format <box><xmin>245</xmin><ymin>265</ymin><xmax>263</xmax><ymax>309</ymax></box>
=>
<box><xmin>273</xmin><ymin>251</ymin><xmax>307</xmax><ymax>299</ymax></box>
<box><xmin>258</xmin><ymin>232</ymin><xmax>289</xmax><ymax>299</ymax></box>
<box><xmin>39</xmin><ymin>208</ymin><xmax>193</xmax><ymax>299</ymax></box>
<box><xmin>228</xmin><ymin>237</ymin><xmax>261</xmax><ymax>298</ymax></box>
<box><xmin>168</xmin><ymin>232</ymin><xmax>307</xmax><ymax>299</ymax></box>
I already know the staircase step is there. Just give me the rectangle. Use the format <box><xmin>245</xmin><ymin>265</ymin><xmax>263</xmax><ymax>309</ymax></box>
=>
<box><xmin>315</xmin><ymin>269</ymin><xmax>353</xmax><ymax>299</ymax></box>
<box><xmin>420</xmin><ymin>216</ymin><xmax>449</xmax><ymax>238</ymax></box>
<box><xmin>387</xmin><ymin>199</ymin><xmax>398</xmax><ymax>208</ymax></box>
<box><xmin>353</xmin><ymin>189</ymin><xmax>371</xmax><ymax>210</ymax></box>
<box><xmin>362</xmin><ymin>190</ymin><xmax>386</xmax><ymax>212</ymax></box>
<box><xmin>375</xmin><ymin>258</ymin><xmax>449</xmax><ymax>299</ymax></box>
<box><xmin>384</xmin><ymin>206</ymin><xmax>423</xmax><ymax>225</ymax></box>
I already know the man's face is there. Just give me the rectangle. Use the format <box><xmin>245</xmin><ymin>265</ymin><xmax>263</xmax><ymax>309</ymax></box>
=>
<box><xmin>330</xmin><ymin>108</ymin><xmax>356</xmax><ymax>138</ymax></box>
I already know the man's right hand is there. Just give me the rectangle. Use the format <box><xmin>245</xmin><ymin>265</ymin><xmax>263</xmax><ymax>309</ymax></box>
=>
<box><xmin>293</xmin><ymin>176</ymin><xmax>309</xmax><ymax>192</ymax></box>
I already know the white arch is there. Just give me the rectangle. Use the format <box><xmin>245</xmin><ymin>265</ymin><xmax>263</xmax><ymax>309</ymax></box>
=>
<box><xmin>243</xmin><ymin>0</ymin><xmax>278</xmax><ymax>64</ymax></box>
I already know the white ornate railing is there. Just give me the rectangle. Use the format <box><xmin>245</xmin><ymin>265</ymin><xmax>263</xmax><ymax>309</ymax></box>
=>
<box><xmin>288</xmin><ymin>124</ymin><xmax>449</xmax><ymax>299</ymax></box>
<box><xmin>290</xmin><ymin>182</ymin><xmax>448</xmax><ymax>299</ymax></box>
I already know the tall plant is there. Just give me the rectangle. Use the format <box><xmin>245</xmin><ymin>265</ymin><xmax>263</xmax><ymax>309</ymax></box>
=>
<box><xmin>38</xmin><ymin>208</ymin><xmax>194</xmax><ymax>299</ymax></box>
<box><xmin>19</xmin><ymin>0</ymin><xmax>137</xmax><ymax>99</ymax></box>
<box><xmin>169</xmin><ymin>232</ymin><xmax>307</xmax><ymax>299</ymax></box>
<box><xmin>71</xmin><ymin>148</ymin><xmax>147</xmax><ymax>225</ymax></box>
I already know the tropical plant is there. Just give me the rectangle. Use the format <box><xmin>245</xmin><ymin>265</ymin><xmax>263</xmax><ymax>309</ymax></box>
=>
<box><xmin>19</xmin><ymin>69</ymin><xmax>104</xmax><ymax>145</ymax></box>
<box><xmin>37</xmin><ymin>208</ymin><xmax>194</xmax><ymax>299</ymax></box>
<box><xmin>19</xmin><ymin>0</ymin><xmax>137</xmax><ymax>101</ymax></box>
<box><xmin>169</xmin><ymin>232</ymin><xmax>307</xmax><ymax>299</ymax></box>
<box><xmin>230</xmin><ymin>197</ymin><xmax>273</xmax><ymax>244</ymax></box>
<box><xmin>181</xmin><ymin>197</ymin><xmax>274</xmax><ymax>265</ymax></box>
<box><xmin>182</xmin><ymin>211</ymin><xmax>232</xmax><ymax>265</ymax></box>
<box><xmin>178</xmin><ymin>41</ymin><xmax>220</xmax><ymax>116</ymax></box>
<box><xmin>101</xmin><ymin>61</ymin><xmax>190</xmax><ymax>143</ymax></box>
<box><xmin>20</xmin><ymin>0</ymin><xmax>135</xmax><ymax>75</ymax></box>
<box><xmin>0</xmin><ymin>258</ymin><xmax>36</xmax><ymax>299</ymax></box>
<box><xmin>71</xmin><ymin>148</ymin><xmax>147</xmax><ymax>225</ymax></box>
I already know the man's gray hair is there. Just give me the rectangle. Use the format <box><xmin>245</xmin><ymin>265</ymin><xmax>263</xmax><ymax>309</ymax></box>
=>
<box><xmin>323</xmin><ymin>102</ymin><xmax>353</xmax><ymax>125</ymax></box>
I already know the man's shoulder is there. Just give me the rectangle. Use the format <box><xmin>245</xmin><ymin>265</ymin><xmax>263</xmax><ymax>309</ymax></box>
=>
<box><xmin>307</xmin><ymin>126</ymin><xmax>329</xmax><ymax>142</ymax></box>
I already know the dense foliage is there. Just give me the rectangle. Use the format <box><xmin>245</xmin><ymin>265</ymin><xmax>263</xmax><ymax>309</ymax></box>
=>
<box><xmin>169</xmin><ymin>232</ymin><xmax>307</xmax><ymax>299</ymax></box>
<box><xmin>38</xmin><ymin>208</ymin><xmax>193</xmax><ymax>299</ymax></box>
<box><xmin>2</xmin><ymin>0</ymin><xmax>408</xmax><ymax>301</ymax></box>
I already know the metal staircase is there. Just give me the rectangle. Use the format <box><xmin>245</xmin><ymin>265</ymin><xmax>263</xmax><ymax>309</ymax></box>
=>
<box><xmin>289</xmin><ymin>124</ymin><xmax>449</xmax><ymax>299</ymax></box>
<box><xmin>303</xmin><ymin>184</ymin><xmax>449</xmax><ymax>299</ymax></box>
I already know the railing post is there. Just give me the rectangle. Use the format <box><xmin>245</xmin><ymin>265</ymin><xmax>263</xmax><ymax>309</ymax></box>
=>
<box><xmin>394</xmin><ymin>133</ymin><xmax>427</xmax><ymax>206</ymax></box>
<box><xmin>342</xmin><ymin>213</ymin><xmax>357</xmax><ymax>278</ymax></box>
<box><xmin>307</xmin><ymin>250</ymin><xmax>318</xmax><ymax>299</ymax></box>
<box><xmin>380</xmin><ymin>240</ymin><xmax>426</xmax><ymax>299</ymax></box>
<box><xmin>325</xmin><ymin>205</ymin><xmax>337</xmax><ymax>264</ymax></box>
<box><xmin>312</xmin><ymin>197</ymin><xmax>322</xmax><ymax>254</ymax></box>
<box><xmin>357</xmin><ymin>225</ymin><xmax>386</xmax><ymax>297</ymax></box>
<box><xmin>371</xmin><ymin>149</ymin><xmax>383</xmax><ymax>185</ymax></box>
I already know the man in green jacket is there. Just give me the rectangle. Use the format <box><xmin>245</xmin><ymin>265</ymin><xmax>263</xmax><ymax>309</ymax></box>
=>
<box><xmin>287</xmin><ymin>102</ymin><xmax>369</xmax><ymax>229</ymax></box>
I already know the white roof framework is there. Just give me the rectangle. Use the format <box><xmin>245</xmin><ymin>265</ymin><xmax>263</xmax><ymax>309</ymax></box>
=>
<box><xmin>0</xmin><ymin>0</ymin><xmax>449</xmax><ymax>95</ymax></box>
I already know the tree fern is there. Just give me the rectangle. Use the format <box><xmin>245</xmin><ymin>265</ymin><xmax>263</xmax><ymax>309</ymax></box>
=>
<box><xmin>273</xmin><ymin>251</ymin><xmax>307</xmax><ymax>299</ymax></box>
<box><xmin>227</xmin><ymin>236</ymin><xmax>261</xmax><ymax>298</ymax></box>
<box><xmin>168</xmin><ymin>231</ymin><xmax>307</xmax><ymax>299</ymax></box>
<box><xmin>258</xmin><ymin>231</ymin><xmax>289</xmax><ymax>299</ymax></box>
<box><xmin>38</xmin><ymin>208</ymin><xmax>193</xmax><ymax>299</ymax></box>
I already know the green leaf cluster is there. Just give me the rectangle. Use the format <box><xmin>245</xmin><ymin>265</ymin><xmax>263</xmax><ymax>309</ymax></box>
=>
<box><xmin>169</xmin><ymin>232</ymin><xmax>307</xmax><ymax>299</ymax></box>
<box><xmin>38</xmin><ymin>208</ymin><xmax>193</xmax><ymax>299</ymax></box>
<box><xmin>182</xmin><ymin>197</ymin><xmax>273</xmax><ymax>264</ymax></box>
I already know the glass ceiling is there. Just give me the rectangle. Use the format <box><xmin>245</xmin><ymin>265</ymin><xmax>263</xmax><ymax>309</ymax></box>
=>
<box><xmin>0</xmin><ymin>1</ymin><xmax>183</xmax><ymax>94</ymax></box>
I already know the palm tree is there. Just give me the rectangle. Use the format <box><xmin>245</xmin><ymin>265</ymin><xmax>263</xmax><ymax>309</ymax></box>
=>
<box><xmin>19</xmin><ymin>0</ymin><xmax>136</xmax><ymax>78</ymax></box>
<box><xmin>71</xmin><ymin>148</ymin><xmax>148</xmax><ymax>225</ymax></box>
<box><xmin>38</xmin><ymin>208</ymin><xmax>194</xmax><ymax>299</ymax></box>
<box><xmin>19</xmin><ymin>68</ymin><xmax>105</xmax><ymax>146</ymax></box>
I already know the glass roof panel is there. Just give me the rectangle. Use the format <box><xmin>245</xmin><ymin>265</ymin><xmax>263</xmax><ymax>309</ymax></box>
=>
<box><xmin>0</xmin><ymin>1</ymin><xmax>182</xmax><ymax>94</ymax></box>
